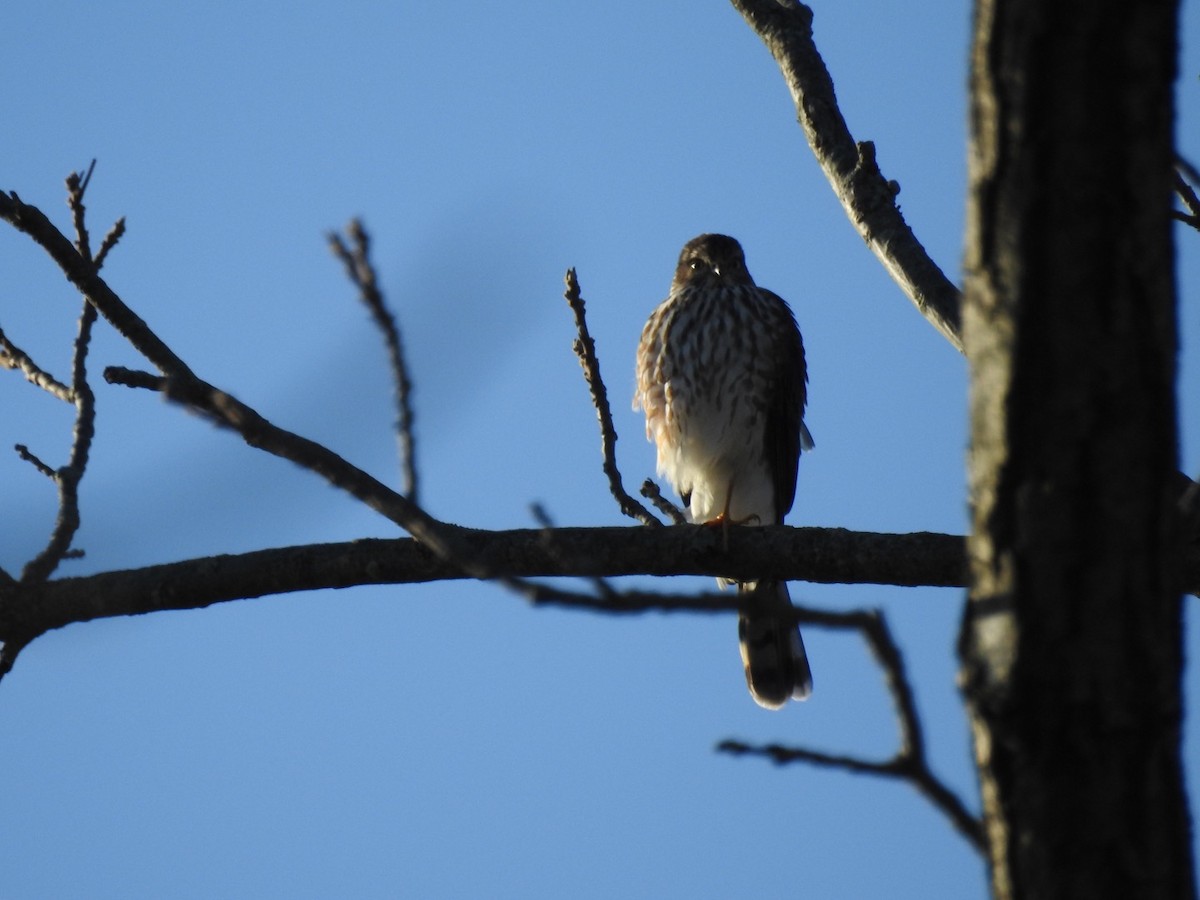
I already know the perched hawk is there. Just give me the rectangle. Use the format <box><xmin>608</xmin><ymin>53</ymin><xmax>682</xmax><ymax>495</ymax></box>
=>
<box><xmin>634</xmin><ymin>234</ymin><xmax>813</xmax><ymax>708</ymax></box>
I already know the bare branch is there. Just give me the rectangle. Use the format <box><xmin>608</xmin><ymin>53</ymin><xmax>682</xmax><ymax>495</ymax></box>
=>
<box><xmin>641</xmin><ymin>479</ymin><xmax>688</xmax><ymax>524</ymax></box>
<box><xmin>0</xmin><ymin>526</ymin><xmax>961</xmax><ymax>640</ymax></box>
<box><xmin>564</xmin><ymin>268</ymin><xmax>663</xmax><ymax>527</ymax></box>
<box><xmin>66</xmin><ymin>164</ymin><xmax>95</xmax><ymax>261</ymax></box>
<box><xmin>730</xmin><ymin>0</ymin><xmax>963</xmax><ymax>351</ymax></box>
<box><xmin>94</xmin><ymin>216</ymin><xmax>126</xmax><ymax>269</ymax></box>
<box><xmin>0</xmin><ymin>327</ymin><xmax>73</xmax><ymax>401</ymax></box>
<box><xmin>718</xmin><ymin>737</ymin><xmax>985</xmax><ymax>852</ymax></box>
<box><xmin>14</xmin><ymin>444</ymin><xmax>56</xmax><ymax>479</ymax></box>
<box><xmin>0</xmin><ymin>190</ymin><xmax>195</xmax><ymax>378</ymax></box>
<box><xmin>18</xmin><ymin>168</ymin><xmax>105</xmax><ymax>583</ymax></box>
<box><xmin>76</xmin><ymin>158</ymin><xmax>97</xmax><ymax>195</ymax></box>
<box><xmin>718</xmin><ymin>607</ymin><xmax>985</xmax><ymax>853</ymax></box>
<box><xmin>21</xmin><ymin>299</ymin><xmax>98</xmax><ymax>582</ymax></box>
<box><xmin>101</xmin><ymin>364</ymin><xmax>468</xmax><ymax>562</ymax></box>
<box><xmin>0</xmin><ymin>520</ymin><xmax>1195</xmax><ymax>677</ymax></box>
<box><xmin>328</xmin><ymin>220</ymin><xmax>419</xmax><ymax>503</ymax></box>
<box><xmin>0</xmin><ymin>190</ymin><xmax>477</xmax><ymax>567</ymax></box>
<box><xmin>102</xmin><ymin>366</ymin><xmax>163</xmax><ymax>390</ymax></box>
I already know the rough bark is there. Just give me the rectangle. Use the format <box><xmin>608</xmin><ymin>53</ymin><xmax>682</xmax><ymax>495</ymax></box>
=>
<box><xmin>961</xmin><ymin>0</ymin><xmax>1194</xmax><ymax>897</ymax></box>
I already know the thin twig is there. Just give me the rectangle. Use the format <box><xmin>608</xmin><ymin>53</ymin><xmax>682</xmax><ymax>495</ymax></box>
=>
<box><xmin>76</xmin><ymin>158</ymin><xmax>97</xmax><ymax>195</ymax></box>
<box><xmin>515</xmin><ymin>581</ymin><xmax>741</xmax><ymax>614</ymax></box>
<box><xmin>329</xmin><ymin>220</ymin><xmax>419</xmax><ymax>503</ymax></box>
<box><xmin>22</xmin><ymin>302</ymin><xmax>98</xmax><ymax>581</ymax></box>
<box><xmin>563</xmin><ymin>268</ymin><xmax>662</xmax><ymax>527</ymax></box>
<box><xmin>66</xmin><ymin>165</ymin><xmax>93</xmax><ymax>261</ymax></box>
<box><xmin>22</xmin><ymin>168</ymin><xmax>102</xmax><ymax>582</ymax></box>
<box><xmin>101</xmin><ymin>364</ymin><xmax>463</xmax><ymax>560</ymax></box>
<box><xmin>0</xmin><ymin>189</ymin><xmax>466</xmax><ymax>563</ymax></box>
<box><xmin>717</xmin><ymin>607</ymin><xmax>985</xmax><ymax>853</ymax></box>
<box><xmin>641</xmin><ymin>479</ymin><xmax>687</xmax><ymax>524</ymax></box>
<box><xmin>0</xmin><ymin>191</ymin><xmax>194</xmax><ymax>378</ymax></box>
<box><xmin>730</xmin><ymin>0</ymin><xmax>963</xmax><ymax>352</ymax></box>
<box><xmin>94</xmin><ymin>216</ymin><xmax>126</xmax><ymax>269</ymax></box>
<box><xmin>0</xmin><ymin>328</ymin><xmax>73</xmax><ymax>401</ymax></box>
<box><xmin>15</xmin><ymin>444</ymin><xmax>56</xmax><ymax>479</ymax></box>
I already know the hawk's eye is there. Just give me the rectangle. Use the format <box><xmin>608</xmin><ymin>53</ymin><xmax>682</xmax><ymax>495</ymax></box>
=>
<box><xmin>688</xmin><ymin>258</ymin><xmax>705</xmax><ymax>271</ymax></box>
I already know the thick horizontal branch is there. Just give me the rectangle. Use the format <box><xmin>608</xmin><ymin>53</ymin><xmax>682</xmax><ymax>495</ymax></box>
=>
<box><xmin>0</xmin><ymin>525</ymin><xmax>961</xmax><ymax>639</ymax></box>
<box><xmin>3</xmin><ymin>524</ymin><xmax>1196</xmax><ymax>644</ymax></box>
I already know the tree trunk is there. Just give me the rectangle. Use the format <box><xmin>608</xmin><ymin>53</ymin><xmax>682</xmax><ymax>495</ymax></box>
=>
<box><xmin>960</xmin><ymin>0</ymin><xmax>1194</xmax><ymax>897</ymax></box>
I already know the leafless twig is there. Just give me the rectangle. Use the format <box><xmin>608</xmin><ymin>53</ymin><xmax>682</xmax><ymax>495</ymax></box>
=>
<box><xmin>21</xmin><ymin>168</ymin><xmax>103</xmax><ymax>583</ymax></box>
<box><xmin>0</xmin><ymin>328</ymin><xmax>73</xmax><ymax>401</ymax></box>
<box><xmin>94</xmin><ymin>216</ymin><xmax>126</xmax><ymax>269</ymax></box>
<box><xmin>1</xmin><ymin>191</ymin><xmax>194</xmax><ymax>377</ymax></box>
<box><xmin>101</xmin><ymin>365</ymin><xmax>465</xmax><ymax>560</ymax></box>
<box><xmin>563</xmin><ymin>268</ymin><xmax>662</xmax><ymax>527</ymax></box>
<box><xmin>717</xmin><ymin>606</ymin><xmax>985</xmax><ymax>853</ymax></box>
<box><xmin>730</xmin><ymin>0</ymin><xmax>963</xmax><ymax>352</ymax></box>
<box><xmin>0</xmin><ymin>188</ymin><xmax>468</xmax><ymax>564</ymax></box>
<box><xmin>68</xmin><ymin>161</ymin><xmax>96</xmax><ymax>260</ymax></box>
<box><xmin>640</xmin><ymin>479</ymin><xmax>687</xmax><ymax>524</ymax></box>
<box><xmin>15</xmin><ymin>444</ymin><xmax>56</xmax><ymax>479</ymax></box>
<box><xmin>329</xmin><ymin>219</ymin><xmax>419</xmax><ymax>503</ymax></box>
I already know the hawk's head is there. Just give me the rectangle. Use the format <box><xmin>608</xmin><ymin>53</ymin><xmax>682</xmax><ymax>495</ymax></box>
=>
<box><xmin>673</xmin><ymin>233</ymin><xmax>752</xmax><ymax>289</ymax></box>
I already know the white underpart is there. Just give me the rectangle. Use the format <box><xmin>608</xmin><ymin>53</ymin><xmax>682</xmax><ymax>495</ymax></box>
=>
<box><xmin>660</xmin><ymin>378</ymin><xmax>775</xmax><ymax>524</ymax></box>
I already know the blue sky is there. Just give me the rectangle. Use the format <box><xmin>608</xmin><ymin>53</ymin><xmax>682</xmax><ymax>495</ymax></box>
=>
<box><xmin>2</xmin><ymin>2</ymin><xmax>1198</xmax><ymax>898</ymax></box>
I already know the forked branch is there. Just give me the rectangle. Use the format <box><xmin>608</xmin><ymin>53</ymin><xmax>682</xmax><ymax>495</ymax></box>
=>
<box><xmin>20</xmin><ymin>167</ymin><xmax>108</xmax><ymax>583</ymax></box>
<box><xmin>718</xmin><ymin>607</ymin><xmax>986</xmax><ymax>853</ymax></box>
<box><xmin>0</xmin><ymin>187</ymin><xmax>465</xmax><ymax>565</ymax></box>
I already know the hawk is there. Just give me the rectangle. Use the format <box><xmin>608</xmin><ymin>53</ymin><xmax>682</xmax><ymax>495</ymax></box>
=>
<box><xmin>634</xmin><ymin>234</ymin><xmax>814</xmax><ymax>708</ymax></box>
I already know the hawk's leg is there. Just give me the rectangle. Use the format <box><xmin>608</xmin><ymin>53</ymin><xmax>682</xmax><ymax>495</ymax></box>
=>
<box><xmin>701</xmin><ymin>479</ymin><xmax>761</xmax><ymax>551</ymax></box>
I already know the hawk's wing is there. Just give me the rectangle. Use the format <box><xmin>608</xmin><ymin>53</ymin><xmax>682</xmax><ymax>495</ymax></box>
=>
<box><xmin>761</xmin><ymin>289</ymin><xmax>811</xmax><ymax>523</ymax></box>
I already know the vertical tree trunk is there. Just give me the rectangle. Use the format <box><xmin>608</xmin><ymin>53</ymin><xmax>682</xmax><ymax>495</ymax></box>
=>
<box><xmin>961</xmin><ymin>0</ymin><xmax>1193</xmax><ymax>897</ymax></box>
